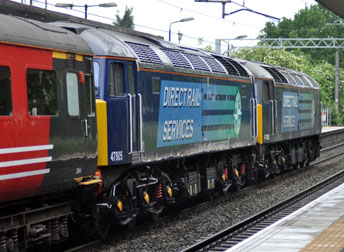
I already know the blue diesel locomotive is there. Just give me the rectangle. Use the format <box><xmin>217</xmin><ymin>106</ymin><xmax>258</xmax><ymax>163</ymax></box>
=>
<box><xmin>54</xmin><ymin>22</ymin><xmax>321</xmax><ymax>227</ymax></box>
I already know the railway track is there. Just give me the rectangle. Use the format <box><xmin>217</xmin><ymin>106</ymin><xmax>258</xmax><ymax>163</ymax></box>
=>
<box><xmin>181</xmin><ymin>133</ymin><xmax>344</xmax><ymax>252</ymax></box>
<box><xmin>57</xmin><ymin>128</ymin><xmax>344</xmax><ymax>252</ymax></box>
<box><xmin>181</xmin><ymin>171</ymin><xmax>344</xmax><ymax>252</ymax></box>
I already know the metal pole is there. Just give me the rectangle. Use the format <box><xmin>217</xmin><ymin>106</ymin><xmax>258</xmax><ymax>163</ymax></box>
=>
<box><xmin>84</xmin><ymin>4</ymin><xmax>88</xmax><ymax>19</ymax></box>
<box><xmin>169</xmin><ymin>23</ymin><xmax>172</xmax><ymax>41</ymax></box>
<box><xmin>215</xmin><ymin>39</ymin><xmax>221</xmax><ymax>54</ymax></box>
<box><xmin>335</xmin><ymin>50</ymin><xmax>340</xmax><ymax>111</ymax></box>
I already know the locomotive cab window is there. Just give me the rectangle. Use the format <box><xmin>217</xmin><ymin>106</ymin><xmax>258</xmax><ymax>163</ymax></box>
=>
<box><xmin>66</xmin><ymin>72</ymin><xmax>80</xmax><ymax>116</ymax></box>
<box><xmin>0</xmin><ymin>66</ymin><xmax>12</xmax><ymax>116</ymax></box>
<box><xmin>27</xmin><ymin>69</ymin><xmax>57</xmax><ymax>116</ymax></box>
<box><xmin>152</xmin><ymin>77</ymin><xmax>160</xmax><ymax>94</ymax></box>
<box><xmin>262</xmin><ymin>81</ymin><xmax>274</xmax><ymax>103</ymax></box>
<box><xmin>262</xmin><ymin>81</ymin><xmax>270</xmax><ymax>103</ymax></box>
<box><xmin>241</xmin><ymin>85</ymin><xmax>247</xmax><ymax>99</ymax></box>
<box><xmin>109</xmin><ymin>63</ymin><xmax>124</xmax><ymax>97</ymax></box>
<box><xmin>93</xmin><ymin>61</ymin><xmax>100</xmax><ymax>95</ymax></box>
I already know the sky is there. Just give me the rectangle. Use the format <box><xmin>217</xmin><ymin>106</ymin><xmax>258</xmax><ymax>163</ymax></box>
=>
<box><xmin>15</xmin><ymin>0</ymin><xmax>317</xmax><ymax>53</ymax></box>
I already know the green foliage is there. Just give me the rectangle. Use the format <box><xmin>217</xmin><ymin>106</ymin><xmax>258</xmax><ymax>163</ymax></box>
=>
<box><xmin>259</xmin><ymin>4</ymin><xmax>344</xmax><ymax>64</ymax></box>
<box><xmin>232</xmin><ymin>48</ymin><xmax>308</xmax><ymax>71</ymax></box>
<box><xmin>232</xmin><ymin>48</ymin><xmax>341</xmax><ymax>124</ymax></box>
<box><xmin>248</xmin><ymin>3</ymin><xmax>344</xmax><ymax>124</ymax></box>
<box><xmin>305</xmin><ymin>61</ymin><xmax>335</xmax><ymax>108</ymax></box>
<box><xmin>197</xmin><ymin>37</ymin><xmax>215</xmax><ymax>53</ymax></box>
<box><xmin>113</xmin><ymin>6</ymin><xmax>134</xmax><ymax>29</ymax></box>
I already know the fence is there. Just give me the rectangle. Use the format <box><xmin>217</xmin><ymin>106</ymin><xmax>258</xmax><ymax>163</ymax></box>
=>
<box><xmin>321</xmin><ymin>107</ymin><xmax>331</xmax><ymax>127</ymax></box>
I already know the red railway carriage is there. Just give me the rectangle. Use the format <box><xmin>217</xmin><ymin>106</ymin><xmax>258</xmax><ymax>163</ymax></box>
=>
<box><xmin>0</xmin><ymin>14</ymin><xmax>98</xmax><ymax>250</ymax></box>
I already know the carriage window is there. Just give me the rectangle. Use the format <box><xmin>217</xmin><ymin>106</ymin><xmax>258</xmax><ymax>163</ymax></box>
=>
<box><xmin>27</xmin><ymin>69</ymin><xmax>57</xmax><ymax>116</ymax></box>
<box><xmin>108</xmin><ymin>63</ymin><xmax>124</xmax><ymax>96</ymax></box>
<box><xmin>128</xmin><ymin>63</ymin><xmax>135</xmax><ymax>95</ymax></box>
<box><xmin>152</xmin><ymin>77</ymin><xmax>160</xmax><ymax>94</ymax></box>
<box><xmin>0</xmin><ymin>66</ymin><xmax>12</xmax><ymax>116</ymax></box>
<box><xmin>66</xmin><ymin>72</ymin><xmax>79</xmax><ymax>116</ymax></box>
<box><xmin>93</xmin><ymin>61</ymin><xmax>100</xmax><ymax>95</ymax></box>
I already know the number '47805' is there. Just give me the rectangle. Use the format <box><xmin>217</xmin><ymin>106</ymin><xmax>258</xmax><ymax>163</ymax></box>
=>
<box><xmin>110</xmin><ymin>151</ymin><xmax>123</xmax><ymax>162</ymax></box>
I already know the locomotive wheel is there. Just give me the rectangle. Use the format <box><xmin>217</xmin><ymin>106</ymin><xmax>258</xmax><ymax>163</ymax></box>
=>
<box><xmin>275</xmin><ymin>164</ymin><xmax>281</xmax><ymax>175</ymax></box>
<box><xmin>96</xmin><ymin>213</ymin><xmax>112</xmax><ymax>240</ymax></box>
<box><xmin>126</xmin><ymin>217</ymin><xmax>137</xmax><ymax>229</ymax></box>
<box><xmin>217</xmin><ymin>160</ymin><xmax>232</xmax><ymax>195</ymax></box>
<box><xmin>148</xmin><ymin>202</ymin><xmax>164</xmax><ymax>221</ymax></box>
<box><xmin>207</xmin><ymin>191</ymin><xmax>215</xmax><ymax>201</ymax></box>
<box><xmin>150</xmin><ymin>212</ymin><xmax>160</xmax><ymax>222</ymax></box>
<box><xmin>231</xmin><ymin>166</ymin><xmax>241</xmax><ymax>192</ymax></box>
<box><xmin>254</xmin><ymin>162</ymin><xmax>265</xmax><ymax>184</ymax></box>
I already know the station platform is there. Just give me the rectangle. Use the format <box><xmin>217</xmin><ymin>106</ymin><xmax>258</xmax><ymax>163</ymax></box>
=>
<box><xmin>321</xmin><ymin>126</ymin><xmax>344</xmax><ymax>133</ymax></box>
<box><xmin>225</xmin><ymin>182</ymin><xmax>344</xmax><ymax>252</ymax></box>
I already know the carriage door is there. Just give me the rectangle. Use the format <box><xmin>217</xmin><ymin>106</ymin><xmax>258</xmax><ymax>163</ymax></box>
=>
<box><xmin>107</xmin><ymin>61</ymin><xmax>141</xmax><ymax>165</ymax></box>
<box><xmin>262</xmin><ymin>80</ymin><xmax>277</xmax><ymax>139</ymax></box>
<box><xmin>83</xmin><ymin>69</ymin><xmax>97</xmax><ymax>173</ymax></box>
<box><xmin>66</xmin><ymin>71</ymin><xmax>91</xmax><ymax>175</ymax></box>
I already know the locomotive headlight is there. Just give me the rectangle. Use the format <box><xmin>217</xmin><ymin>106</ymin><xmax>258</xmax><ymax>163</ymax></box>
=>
<box><xmin>117</xmin><ymin>200</ymin><xmax>123</xmax><ymax>212</ymax></box>
<box><xmin>167</xmin><ymin>186</ymin><xmax>173</xmax><ymax>198</ymax></box>
<box><xmin>143</xmin><ymin>192</ymin><xmax>150</xmax><ymax>204</ymax></box>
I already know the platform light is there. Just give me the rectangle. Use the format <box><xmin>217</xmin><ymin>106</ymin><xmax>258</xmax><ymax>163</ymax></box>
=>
<box><xmin>169</xmin><ymin>17</ymin><xmax>195</xmax><ymax>42</ymax></box>
<box><xmin>55</xmin><ymin>2</ymin><xmax>117</xmax><ymax>19</ymax></box>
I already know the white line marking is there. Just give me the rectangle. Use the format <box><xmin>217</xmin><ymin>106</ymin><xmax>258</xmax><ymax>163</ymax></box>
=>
<box><xmin>0</xmin><ymin>157</ymin><xmax>52</xmax><ymax>168</ymax></box>
<box><xmin>0</xmin><ymin>145</ymin><xmax>53</xmax><ymax>154</ymax></box>
<box><xmin>0</xmin><ymin>169</ymin><xmax>50</xmax><ymax>181</ymax></box>
<box><xmin>225</xmin><ymin>182</ymin><xmax>344</xmax><ymax>252</ymax></box>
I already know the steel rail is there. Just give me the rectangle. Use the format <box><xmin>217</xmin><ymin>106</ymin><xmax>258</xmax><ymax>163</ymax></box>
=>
<box><xmin>181</xmin><ymin>165</ymin><xmax>344</xmax><ymax>252</ymax></box>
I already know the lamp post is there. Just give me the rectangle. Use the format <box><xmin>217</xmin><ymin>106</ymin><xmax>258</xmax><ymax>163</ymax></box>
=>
<box><xmin>56</xmin><ymin>2</ymin><xmax>117</xmax><ymax>19</ymax></box>
<box><xmin>177</xmin><ymin>31</ymin><xmax>183</xmax><ymax>44</ymax></box>
<box><xmin>168</xmin><ymin>17</ymin><xmax>194</xmax><ymax>42</ymax></box>
<box><xmin>226</xmin><ymin>35</ymin><xmax>247</xmax><ymax>56</ymax></box>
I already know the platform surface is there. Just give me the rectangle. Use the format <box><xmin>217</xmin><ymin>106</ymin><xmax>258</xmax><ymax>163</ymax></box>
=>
<box><xmin>225</xmin><ymin>182</ymin><xmax>344</xmax><ymax>252</ymax></box>
<box><xmin>321</xmin><ymin>126</ymin><xmax>344</xmax><ymax>133</ymax></box>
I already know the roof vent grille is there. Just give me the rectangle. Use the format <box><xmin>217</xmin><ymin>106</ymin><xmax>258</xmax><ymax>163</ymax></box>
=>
<box><xmin>161</xmin><ymin>48</ymin><xmax>192</xmax><ymax>69</ymax></box>
<box><xmin>262</xmin><ymin>66</ymin><xmax>288</xmax><ymax>83</ymax></box>
<box><xmin>126</xmin><ymin>42</ymin><xmax>163</xmax><ymax>64</ymax></box>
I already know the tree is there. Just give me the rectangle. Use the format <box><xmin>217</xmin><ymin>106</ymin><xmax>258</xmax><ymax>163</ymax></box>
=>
<box><xmin>259</xmin><ymin>4</ymin><xmax>344</xmax><ymax>64</ymax></box>
<box><xmin>232</xmin><ymin>48</ymin><xmax>341</xmax><ymax>124</ymax></box>
<box><xmin>197</xmin><ymin>37</ymin><xmax>214</xmax><ymax>53</ymax></box>
<box><xmin>254</xmin><ymin>4</ymin><xmax>344</xmax><ymax>123</ymax></box>
<box><xmin>113</xmin><ymin>6</ymin><xmax>134</xmax><ymax>29</ymax></box>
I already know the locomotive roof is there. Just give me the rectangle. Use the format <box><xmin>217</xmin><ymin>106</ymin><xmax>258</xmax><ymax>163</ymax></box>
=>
<box><xmin>0</xmin><ymin>14</ymin><xmax>92</xmax><ymax>55</ymax></box>
<box><xmin>53</xmin><ymin>21</ymin><xmax>251</xmax><ymax>79</ymax></box>
<box><xmin>238</xmin><ymin>59</ymin><xmax>319</xmax><ymax>90</ymax></box>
